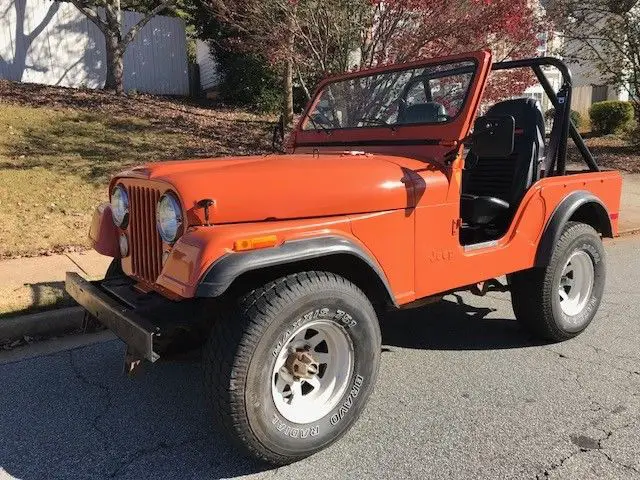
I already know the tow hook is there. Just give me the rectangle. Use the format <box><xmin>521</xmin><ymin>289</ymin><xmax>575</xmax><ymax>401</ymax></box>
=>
<box><xmin>123</xmin><ymin>348</ymin><xmax>145</xmax><ymax>376</ymax></box>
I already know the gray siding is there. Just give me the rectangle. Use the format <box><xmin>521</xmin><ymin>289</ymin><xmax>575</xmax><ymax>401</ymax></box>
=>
<box><xmin>195</xmin><ymin>39</ymin><xmax>221</xmax><ymax>90</ymax></box>
<box><xmin>0</xmin><ymin>0</ymin><xmax>189</xmax><ymax>95</ymax></box>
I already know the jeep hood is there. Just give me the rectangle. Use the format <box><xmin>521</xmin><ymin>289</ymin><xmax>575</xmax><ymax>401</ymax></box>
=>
<box><xmin>118</xmin><ymin>153</ymin><xmax>424</xmax><ymax>225</ymax></box>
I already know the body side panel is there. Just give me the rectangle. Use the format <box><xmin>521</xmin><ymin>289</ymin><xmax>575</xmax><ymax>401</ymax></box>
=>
<box><xmin>349</xmin><ymin>210</ymin><xmax>416</xmax><ymax>304</ymax></box>
<box><xmin>413</xmin><ymin>170</ymin><xmax>621</xmax><ymax>298</ymax></box>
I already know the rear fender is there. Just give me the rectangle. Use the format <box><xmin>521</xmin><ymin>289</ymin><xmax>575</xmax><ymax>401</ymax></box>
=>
<box><xmin>535</xmin><ymin>190</ymin><xmax>612</xmax><ymax>267</ymax></box>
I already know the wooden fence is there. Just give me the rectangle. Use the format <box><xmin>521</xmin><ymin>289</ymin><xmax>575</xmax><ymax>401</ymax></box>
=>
<box><xmin>0</xmin><ymin>0</ymin><xmax>189</xmax><ymax>95</ymax></box>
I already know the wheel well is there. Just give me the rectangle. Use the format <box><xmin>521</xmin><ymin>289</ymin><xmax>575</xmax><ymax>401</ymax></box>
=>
<box><xmin>223</xmin><ymin>253</ymin><xmax>396</xmax><ymax>309</ymax></box>
<box><xmin>569</xmin><ymin>201</ymin><xmax>613</xmax><ymax>238</ymax></box>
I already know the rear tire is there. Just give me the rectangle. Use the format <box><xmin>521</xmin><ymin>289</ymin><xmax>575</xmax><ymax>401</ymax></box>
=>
<box><xmin>202</xmin><ymin>271</ymin><xmax>381</xmax><ymax>465</ymax></box>
<box><xmin>511</xmin><ymin>221</ymin><xmax>606</xmax><ymax>342</ymax></box>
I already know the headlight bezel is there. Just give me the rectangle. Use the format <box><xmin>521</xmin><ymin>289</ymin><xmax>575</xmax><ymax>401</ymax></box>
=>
<box><xmin>156</xmin><ymin>191</ymin><xmax>183</xmax><ymax>244</ymax></box>
<box><xmin>110</xmin><ymin>184</ymin><xmax>129</xmax><ymax>228</ymax></box>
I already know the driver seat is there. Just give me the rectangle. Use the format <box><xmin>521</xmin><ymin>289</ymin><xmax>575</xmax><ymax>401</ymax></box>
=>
<box><xmin>461</xmin><ymin>98</ymin><xmax>545</xmax><ymax>229</ymax></box>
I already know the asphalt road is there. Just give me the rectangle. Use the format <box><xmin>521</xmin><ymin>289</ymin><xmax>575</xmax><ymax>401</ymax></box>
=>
<box><xmin>1</xmin><ymin>236</ymin><xmax>639</xmax><ymax>480</ymax></box>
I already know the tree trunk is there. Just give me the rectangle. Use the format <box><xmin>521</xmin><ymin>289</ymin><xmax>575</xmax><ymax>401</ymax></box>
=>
<box><xmin>284</xmin><ymin>58</ymin><xmax>294</xmax><ymax>126</ymax></box>
<box><xmin>103</xmin><ymin>0</ymin><xmax>124</xmax><ymax>94</ymax></box>
<box><xmin>283</xmin><ymin>13</ymin><xmax>295</xmax><ymax>126</ymax></box>
<box><xmin>104</xmin><ymin>36</ymin><xmax>124</xmax><ymax>94</ymax></box>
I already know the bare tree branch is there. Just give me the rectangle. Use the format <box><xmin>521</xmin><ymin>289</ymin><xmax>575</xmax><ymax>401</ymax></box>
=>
<box><xmin>68</xmin><ymin>0</ymin><xmax>109</xmax><ymax>35</ymax></box>
<box><xmin>122</xmin><ymin>0</ymin><xmax>176</xmax><ymax>45</ymax></box>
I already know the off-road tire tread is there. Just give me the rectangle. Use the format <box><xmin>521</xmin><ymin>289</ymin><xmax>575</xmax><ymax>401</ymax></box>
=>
<box><xmin>202</xmin><ymin>271</ymin><xmax>372</xmax><ymax>465</ymax></box>
<box><xmin>511</xmin><ymin>221</ymin><xmax>602</xmax><ymax>342</ymax></box>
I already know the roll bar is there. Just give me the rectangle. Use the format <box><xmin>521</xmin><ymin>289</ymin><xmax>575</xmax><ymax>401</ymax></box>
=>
<box><xmin>492</xmin><ymin>57</ymin><xmax>599</xmax><ymax>175</ymax></box>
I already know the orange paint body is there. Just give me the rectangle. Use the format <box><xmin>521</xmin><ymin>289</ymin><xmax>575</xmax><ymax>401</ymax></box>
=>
<box><xmin>93</xmin><ymin>50</ymin><xmax>622</xmax><ymax>306</ymax></box>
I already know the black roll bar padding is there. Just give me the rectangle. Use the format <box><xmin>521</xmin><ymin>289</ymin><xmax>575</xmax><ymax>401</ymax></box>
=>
<box><xmin>492</xmin><ymin>57</ymin><xmax>600</xmax><ymax>174</ymax></box>
<box><xmin>557</xmin><ymin>84</ymin><xmax>571</xmax><ymax>175</ymax></box>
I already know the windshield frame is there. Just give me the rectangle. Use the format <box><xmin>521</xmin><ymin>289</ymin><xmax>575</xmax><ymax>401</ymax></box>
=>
<box><xmin>299</xmin><ymin>58</ymin><xmax>479</xmax><ymax>133</ymax></box>
<box><xmin>292</xmin><ymin>50</ymin><xmax>493</xmax><ymax>149</ymax></box>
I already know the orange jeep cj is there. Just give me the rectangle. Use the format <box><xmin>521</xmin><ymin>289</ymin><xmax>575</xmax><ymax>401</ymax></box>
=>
<box><xmin>66</xmin><ymin>50</ymin><xmax>622</xmax><ymax>464</ymax></box>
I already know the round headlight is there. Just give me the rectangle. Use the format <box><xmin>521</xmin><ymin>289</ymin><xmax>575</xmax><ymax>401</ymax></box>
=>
<box><xmin>156</xmin><ymin>192</ymin><xmax>183</xmax><ymax>243</ymax></box>
<box><xmin>110</xmin><ymin>184</ymin><xmax>129</xmax><ymax>228</ymax></box>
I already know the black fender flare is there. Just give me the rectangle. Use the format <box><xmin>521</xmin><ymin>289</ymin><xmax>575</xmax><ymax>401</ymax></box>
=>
<box><xmin>195</xmin><ymin>235</ymin><xmax>396</xmax><ymax>304</ymax></box>
<box><xmin>535</xmin><ymin>190</ymin><xmax>612</xmax><ymax>267</ymax></box>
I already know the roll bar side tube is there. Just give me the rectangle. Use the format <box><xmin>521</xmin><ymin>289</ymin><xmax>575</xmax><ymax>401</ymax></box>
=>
<box><xmin>493</xmin><ymin>57</ymin><xmax>600</xmax><ymax>173</ymax></box>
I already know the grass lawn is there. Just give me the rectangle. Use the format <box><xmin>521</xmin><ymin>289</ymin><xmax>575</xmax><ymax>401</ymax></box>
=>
<box><xmin>0</xmin><ymin>80</ymin><xmax>273</xmax><ymax>258</ymax></box>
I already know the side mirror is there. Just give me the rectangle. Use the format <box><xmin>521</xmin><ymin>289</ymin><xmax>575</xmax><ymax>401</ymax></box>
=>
<box><xmin>471</xmin><ymin>115</ymin><xmax>515</xmax><ymax>158</ymax></box>
<box><xmin>272</xmin><ymin>114</ymin><xmax>286</xmax><ymax>153</ymax></box>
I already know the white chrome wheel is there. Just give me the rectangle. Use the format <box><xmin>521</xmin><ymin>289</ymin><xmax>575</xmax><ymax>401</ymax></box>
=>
<box><xmin>272</xmin><ymin>320</ymin><xmax>354</xmax><ymax>424</ymax></box>
<box><xmin>559</xmin><ymin>250</ymin><xmax>595</xmax><ymax>317</ymax></box>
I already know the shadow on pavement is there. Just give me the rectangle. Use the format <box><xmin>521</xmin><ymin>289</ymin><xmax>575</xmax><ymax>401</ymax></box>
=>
<box><xmin>381</xmin><ymin>295</ymin><xmax>546</xmax><ymax>351</ymax></box>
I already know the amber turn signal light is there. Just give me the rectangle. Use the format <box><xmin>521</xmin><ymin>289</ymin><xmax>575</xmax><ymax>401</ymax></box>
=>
<box><xmin>233</xmin><ymin>235</ymin><xmax>278</xmax><ymax>252</ymax></box>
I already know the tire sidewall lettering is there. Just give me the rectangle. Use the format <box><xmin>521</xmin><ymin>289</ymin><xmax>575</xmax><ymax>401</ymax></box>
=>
<box><xmin>552</xmin><ymin>234</ymin><xmax>605</xmax><ymax>333</ymax></box>
<box><xmin>330</xmin><ymin>374</ymin><xmax>364</xmax><ymax>426</ymax></box>
<box><xmin>271</xmin><ymin>308</ymin><xmax>357</xmax><ymax>358</ymax></box>
<box><xmin>271</xmin><ymin>414</ymin><xmax>320</xmax><ymax>439</ymax></box>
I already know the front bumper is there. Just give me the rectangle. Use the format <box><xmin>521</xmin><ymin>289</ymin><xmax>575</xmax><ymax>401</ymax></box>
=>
<box><xmin>66</xmin><ymin>272</ymin><xmax>160</xmax><ymax>362</ymax></box>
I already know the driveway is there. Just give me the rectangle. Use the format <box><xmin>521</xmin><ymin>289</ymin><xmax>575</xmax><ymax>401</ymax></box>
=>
<box><xmin>1</xmin><ymin>237</ymin><xmax>639</xmax><ymax>480</ymax></box>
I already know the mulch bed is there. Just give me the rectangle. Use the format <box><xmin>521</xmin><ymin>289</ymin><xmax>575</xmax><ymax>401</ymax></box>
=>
<box><xmin>567</xmin><ymin>134</ymin><xmax>639</xmax><ymax>173</ymax></box>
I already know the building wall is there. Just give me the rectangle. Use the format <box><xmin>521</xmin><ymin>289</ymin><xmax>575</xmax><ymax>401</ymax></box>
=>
<box><xmin>572</xmin><ymin>85</ymin><xmax>594</xmax><ymax>117</ymax></box>
<box><xmin>0</xmin><ymin>0</ymin><xmax>189</xmax><ymax>95</ymax></box>
<box><xmin>195</xmin><ymin>39</ymin><xmax>221</xmax><ymax>91</ymax></box>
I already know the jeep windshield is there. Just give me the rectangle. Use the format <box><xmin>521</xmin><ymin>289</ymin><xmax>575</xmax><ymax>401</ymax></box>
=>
<box><xmin>302</xmin><ymin>60</ymin><xmax>476</xmax><ymax>131</ymax></box>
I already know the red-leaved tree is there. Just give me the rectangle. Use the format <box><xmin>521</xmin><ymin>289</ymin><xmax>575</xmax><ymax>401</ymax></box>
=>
<box><xmin>209</xmin><ymin>0</ymin><xmax>546</xmax><ymax>121</ymax></box>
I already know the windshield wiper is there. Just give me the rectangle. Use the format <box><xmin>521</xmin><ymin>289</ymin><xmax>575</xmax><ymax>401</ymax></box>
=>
<box><xmin>305</xmin><ymin>112</ymin><xmax>331</xmax><ymax>134</ymax></box>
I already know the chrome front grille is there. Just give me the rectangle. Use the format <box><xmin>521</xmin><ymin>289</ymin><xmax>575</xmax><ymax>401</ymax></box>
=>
<box><xmin>127</xmin><ymin>185</ymin><xmax>163</xmax><ymax>284</ymax></box>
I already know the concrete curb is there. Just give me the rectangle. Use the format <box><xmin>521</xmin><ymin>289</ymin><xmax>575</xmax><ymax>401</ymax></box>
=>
<box><xmin>0</xmin><ymin>330</ymin><xmax>116</xmax><ymax>365</ymax></box>
<box><xmin>0</xmin><ymin>306</ymin><xmax>85</xmax><ymax>341</ymax></box>
<box><xmin>618</xmin><ymin>226</ymin><xmax>640</xmax><ymax>237</ymax></box>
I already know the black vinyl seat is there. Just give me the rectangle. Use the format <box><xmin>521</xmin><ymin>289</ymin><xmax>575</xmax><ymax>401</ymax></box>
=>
<box><xmin>461</xmin><ymin>98</ymin><xmax>545</xmax><ymax>227</ymax></box>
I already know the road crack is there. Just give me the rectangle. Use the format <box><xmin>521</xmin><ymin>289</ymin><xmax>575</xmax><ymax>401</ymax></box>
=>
<box><xmin>535</xmin><ymin>448</ymin><xmax>582</xmax><ymax>479</ymax></box>
<box><xmin>597</xmin><ymin>419</ymin><xmax>640</xmax><ymax>476</ymax></box>
<box><xmin>534</xmin><ymin>347</ymin><xmax>640</xmax><ymax>478</ymax></box>
<box><xmin>68</xmin><ymin>349</ymin><xmax>114</xmax><ymax>446</ymax></box>
<box><xmin>108</xmin><ymin>435</ymin><xmax>209</xmax><ymax>478</ymax></box>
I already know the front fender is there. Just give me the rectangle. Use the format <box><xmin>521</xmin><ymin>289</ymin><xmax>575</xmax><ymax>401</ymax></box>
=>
<box><xmin>89</xmin><ymin>203</ymin><xmax>120</xmax><ymax>258</ymax></box>
<box><xmin>195</xmin><ymin>235</ymin><xmax>395</xmax><ymax>302</ymax></box>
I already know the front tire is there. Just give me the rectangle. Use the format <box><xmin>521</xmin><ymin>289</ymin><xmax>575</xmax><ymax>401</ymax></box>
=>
<box><xmin>511</xmin><ymin>222</ymin><xmax>606</xmax><ymax>342</ymax></box>
<box><xmin>203</xmin><ymin>271</ymin><xmax>381</xmax><ymax>465</ymax></box>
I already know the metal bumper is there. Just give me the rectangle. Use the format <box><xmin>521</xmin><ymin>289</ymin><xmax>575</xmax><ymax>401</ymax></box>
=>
<box><xmin>65</xmin><ymin>272</ymin><xmax>160</xmax><ymax>362</ymax></box>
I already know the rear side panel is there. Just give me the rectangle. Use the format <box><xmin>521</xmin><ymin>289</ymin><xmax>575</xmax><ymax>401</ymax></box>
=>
<box><xmin>413</xmin><ymin>170</ymin><xmax>622</xmax><ymax>299</ymax></box>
